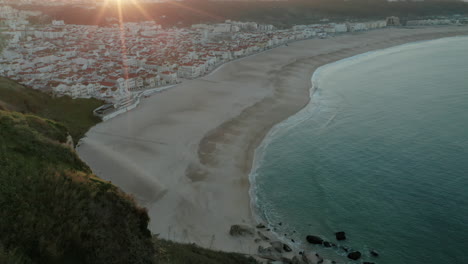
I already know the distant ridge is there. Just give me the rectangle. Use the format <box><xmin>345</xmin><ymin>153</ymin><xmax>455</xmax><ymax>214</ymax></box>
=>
<box><xmin>0</xmin><ymin>77</ymin><xmax>103</xmax><ymax>142</ymax></box>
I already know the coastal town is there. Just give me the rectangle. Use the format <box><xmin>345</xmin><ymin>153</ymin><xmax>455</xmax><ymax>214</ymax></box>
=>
<box><xmin>2</xmin><ymin>1</ymin><xmax>468</xmax><ymax>264</ymax></box>
<box><xmin>0</xmin><ymin>4</ymin><xmax>466</xmax><ymax>118</ymax></box>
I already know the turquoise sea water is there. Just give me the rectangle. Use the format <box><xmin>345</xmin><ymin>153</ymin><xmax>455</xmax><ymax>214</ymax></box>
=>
<box><xmin>250</xmin><ymin>36</ymin><xmax>468</xmax><ymax>264</ymax></box>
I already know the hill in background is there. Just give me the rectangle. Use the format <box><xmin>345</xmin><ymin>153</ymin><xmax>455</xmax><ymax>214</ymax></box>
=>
<box><xmin>0</xmin><ymin>77</ymin><xmax>103</xmax><ymax>143</ymax></box>
<box><xmin>16</xmin><ymin>0</ymin><xmax>468</xmax><ymax>28</ymax></box>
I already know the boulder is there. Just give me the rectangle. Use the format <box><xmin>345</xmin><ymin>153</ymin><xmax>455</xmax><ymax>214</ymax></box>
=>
<box><xmin>281</xmin><ymin>257</ymin><xmax>293</xmax><ymax>264</ymax></box>
<box><xmin>258</xmin><ymin>246</ymin><xmax>266</xmax><ymax>253</ymax></box>
<box><xmin>323</xmin><ymin>241</ymin><xmax>332</xmax><ymax>247</ymax></box>
<box><xmin>347</xmin><ymin>251</ymin><xmax>362</xmax><ymax>260</ymax></box>
<box><xmin>302</xmin><ymin>252</ymin><xmax>320</xmax><ymax>264</ymax></box>
<box><xmin>229</xmin><ymin>225</ymin><xmax>254</xmax><ymax>236</ymax></box>
<box><xmin>283</xmin><ymin>244</ymin><xmax>293</xmax><ymax>252</ymax></box>
<box><xmin>340</xmin><ymin>246</ymin><xmax>349</xmax><ymax>252</ymax></box>
<box><xmin>302</xmin><ymin>253</ymin><xmax>312</xmax><ymax>264</ymax></box>
<box><xmin>291</xmin><ymin>256</ymin><xmax>301</xmax><ymax>264</ymax></box>
<box><xmin>306</xmin><ymin>235</ymin><xmax>324</xmax><ymax>244</ymax></box>
<box><xmin>316</xmin><ymin>254</ymin><xmax>324</xmax><ymax>264</ymax></box>
<box><xmin>335</xmin><ymin>231</ymin><xmax>346</xmax><ymax>241</ymax></box>
<box><xmin>371</xmin><ymin>250</ymin><xmax>379</xmax><ymax>257</ymax></box>
<box><xmin>256</xmin><ymin>223</ymin><xmax>266</xmax><ymax>229</ymax></box>
<box><xmin>257</xmin><ymin>246</ymin><xmax>282</xmax><ymax>261</ymax></box>
<box><xmin>258</xmin><ymin>231</ymin><xmax>270</xmax><ymax>240</ymax></box>
<box><xmin>363</xmin><ymin>262</ymin><xmax>375</xmax><ymax>264</ymax></box>
<box><xmin>270</xmin><ymin>241</ymin><xmax>283</xmax><ymax>253</ymax></box>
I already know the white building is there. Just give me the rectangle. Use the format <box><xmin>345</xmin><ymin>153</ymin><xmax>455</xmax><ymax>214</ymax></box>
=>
<box><xmin>52</xmin><ymin>20</ymin><xmax>65</xmax><ymax>26</ymax></box>
<box><xmin>160</xmin><ymin>71</ymin><xmax>178</xmax><ymax>84</ymax></box>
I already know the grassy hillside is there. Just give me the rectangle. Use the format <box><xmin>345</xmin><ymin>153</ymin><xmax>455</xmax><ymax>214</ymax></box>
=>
<box><xmin>0</xmin><ymin>110</ymin><xmax>155</xmax><ymax>264</ymax></box>
<box><xmin>0</xmin><ymin>77</ymin><xmax>103</xmax><ymax>142</ymax></box>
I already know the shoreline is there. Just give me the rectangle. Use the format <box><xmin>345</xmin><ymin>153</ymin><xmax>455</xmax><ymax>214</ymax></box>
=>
<box><xmin>246</xmin><ymin>34</ymin><xmax>468</xmax><ymax>261</ymax></box>
<box><xmin>76</xmin><ymin>26</ymin><xmax>468</xmax><ymax>259</ymax></box>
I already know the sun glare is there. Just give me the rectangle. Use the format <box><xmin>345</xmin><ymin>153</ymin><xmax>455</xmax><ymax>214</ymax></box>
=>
<box><xmin>93</xmin><ymin>0</ymin><xmax>221</xmax><ymax>85</ymax></box>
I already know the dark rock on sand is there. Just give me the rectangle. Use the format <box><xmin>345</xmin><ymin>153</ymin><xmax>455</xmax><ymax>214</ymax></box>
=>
<box><xmin>257</xmin><ymin>246</ymin><xmax>282</xmax><ymax>261</ymax></box>
<box><xmin>309</xmin><ymin>253</ymin><xmax>323</xmax><ymax>264</ymax></box>
<box><xmin>306</xmin><ymin>235</ymin><xmax>324</xmax><ymax>244</ymax></box>
<box><xmin>302</xmin><ymin>252</ymin><xmax>316</xmax><ymax>264</ymax></box>
<box><xmin>335</xmin><ymin>231</ymin><xmax>346</xmax><ymax>241</ymax></box>
<box><xmin>256</xmin><ymin>223</ymin><xmax>266</xmax><ymax>229</ymax></box>
<box><xmin>323</xmin><ymin>241</ymin><xmax>332</xmax><ymax>247</ymax></box>
<box><xmin>229</xmin><ymin>225</ymin><xmax>254</xmax><ymax>236</ymax></box>
<box><xmin>270</xmin><ymin>241</ymin><xmax>283</xmax><ymax>253</ymax></box>
<box><xmin>258</xmin><ymin>231</ymin><xmax>270</xmax><ymax>240</ymax></box>
<box><xmin>347</xmin><ymin>251</ymin><xmax>362</xmax><ymax>260</ymax></box>
<box><xmin>283</xmin><ymin>244</ymin><xmax>292</xmax><ymax>252</ymax></box>
<box><xmin>315</xmin><ymin>253</ymin><xmax>323</xmax><ymax>263</ymax></box>
<box><xmin>371</xmin><ymin>250</ymin><xmax>379</xmax><ymax>257</ymax></box>
<box><xmin>292</xmin><ymin>256</ymin><xmax>301</xmax><ymax>264</ymax></box>
<box><xmin>363</xmin><ymin>262</ymin><xmax>375</xmax><ymax>264</ymax></box>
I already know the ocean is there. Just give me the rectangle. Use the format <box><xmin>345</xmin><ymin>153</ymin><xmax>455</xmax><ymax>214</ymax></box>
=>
<box><xmin>250</xmin><ymin>36</ymin><xmax>468</xmax><ymax>264</ymax></box>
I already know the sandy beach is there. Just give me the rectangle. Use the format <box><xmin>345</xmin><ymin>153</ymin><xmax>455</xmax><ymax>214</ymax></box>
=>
<box><xmin>77</xmin><ymin>26</ymin><xmax>468</xmax><ymax>256</ymax></box>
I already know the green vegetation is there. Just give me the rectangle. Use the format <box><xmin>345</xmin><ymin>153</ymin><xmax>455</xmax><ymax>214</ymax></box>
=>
<box><xmin>27</xmin><ymin>14</ymin><xmax>53</xmax><ymax>26</ymax></box>
<box><xmin>0</xmin><ymin>110</ymin><xmax>155</xmax><ymax>264</ymax></box>
<box><xmin>0</xmin><ymin>77</ymin><xmax>103</xmax><ymax>142</ymax></box>
<box><xmin>0</xmin><ymin>243</ymin><xmax>32</xmax><ymax>264</ymax></box>
<box><xmin>153</xmin><ymin>238</ymin><xmax>258</xmax><ymax>264</ymax></box>
<box><xmin>0</xmin><ymin>31</ymin><xmax>9</xmax><ymax>53</ymax></box>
